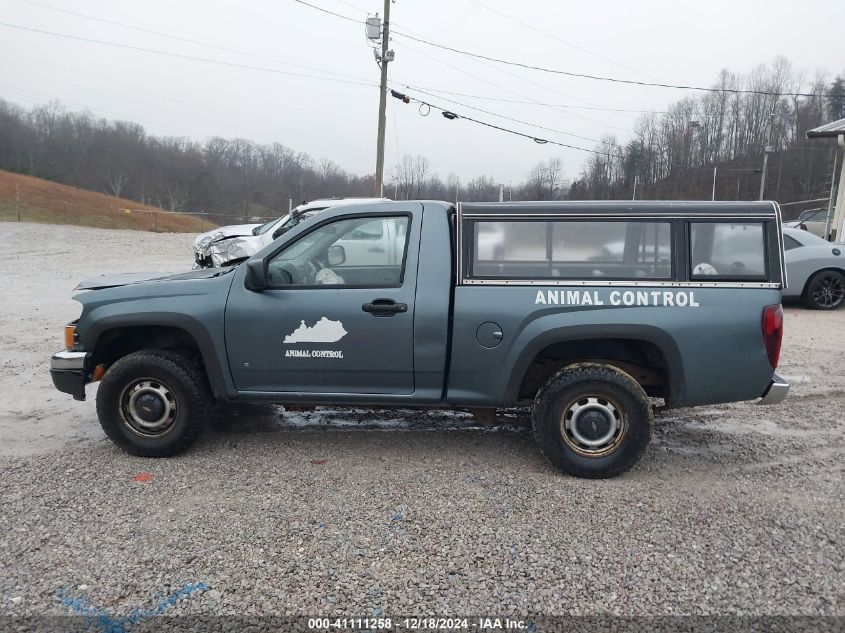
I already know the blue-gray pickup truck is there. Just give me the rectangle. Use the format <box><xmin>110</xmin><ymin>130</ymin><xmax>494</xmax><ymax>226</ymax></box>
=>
<box><xmin>50</xmin><ymin>201</ymin><xmax>789</xmax><ymax>478</ymax></box>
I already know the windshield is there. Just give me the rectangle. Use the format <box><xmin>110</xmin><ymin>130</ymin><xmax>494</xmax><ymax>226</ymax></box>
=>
<box><xmin>798</xmin><ymin>209</ymin><xmax>826</xmax><ymax>222</ymax></box>
<box><xmin>254</xmin><ymin>214</ymin><xmax>290</xmax><ymax>235</ymax></box>
<box><xmin>287</xmin><ymin>209</ymin><xmax>322</xmax><ymax>229</ymax></box>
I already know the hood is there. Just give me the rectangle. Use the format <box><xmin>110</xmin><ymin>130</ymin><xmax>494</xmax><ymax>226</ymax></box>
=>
<box><xmin>193</xmin><ymin>223</ymin><xmax>261</xmax><ymax>251</ymax></box>
<box><xmin>76</xmin><ymin>267</ymin><xmax>234</xmax><ymax>290</ymax></box>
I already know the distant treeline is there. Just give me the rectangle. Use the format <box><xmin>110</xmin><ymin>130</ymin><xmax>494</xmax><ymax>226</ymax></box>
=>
<box><xmin>0</xmin><ymin>58</ymin><xmax>842</xmax><ymax>216</ymax></box>
<box><xmin>0</xmin><ymin>96</ymin><xmax>542</xmax><ymax>215</ymax></box>
<box><xmin>569</xmin><ymin>60</ymin><xmax>845</xmax><ymax>203</ymax></box>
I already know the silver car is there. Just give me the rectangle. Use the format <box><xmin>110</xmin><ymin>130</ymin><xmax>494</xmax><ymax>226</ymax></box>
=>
<box><xmin>192</xmin><ymin>197</ymin><xmax>388</xmax><ymax>268</ymax></box>
<box><xmin>782</xmin><ymin>227</ymin><xmax>845</xmax><ymax>310</ymax></box>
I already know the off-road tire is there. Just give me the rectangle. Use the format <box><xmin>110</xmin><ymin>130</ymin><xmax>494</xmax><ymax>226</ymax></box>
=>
<box><xmin>96</xmin><ymin>350</ymin><xmax>211</xmax><ymax>457</ymax></box>
<box><xmin>803</xmin><ymin>269</ymin><xmax>845</xmax><ymax>310</ymax></box>
<box><xmin>531</xmin><ymin>363</ymin><xmax>652</xmax><ymax>479</ymax></box>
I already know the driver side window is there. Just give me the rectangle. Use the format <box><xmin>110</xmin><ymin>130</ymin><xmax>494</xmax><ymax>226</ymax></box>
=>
<box><xmin>267</xmin><ymin>215</ymin><xmax>410</xmax><ymax>287</ymax></box>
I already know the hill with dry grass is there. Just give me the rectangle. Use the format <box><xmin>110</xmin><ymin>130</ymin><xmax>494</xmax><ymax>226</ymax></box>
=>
<box><xmin>0</xmin><ymin>170</ymin><xmax>212</xmax><ymax>232</ymax></box>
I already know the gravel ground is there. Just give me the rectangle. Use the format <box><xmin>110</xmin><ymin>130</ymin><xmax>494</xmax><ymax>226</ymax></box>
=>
<box><xmin>0</xmin><ymin>222</ymin><xmax>843</xmax><ymax>627</ymax></box>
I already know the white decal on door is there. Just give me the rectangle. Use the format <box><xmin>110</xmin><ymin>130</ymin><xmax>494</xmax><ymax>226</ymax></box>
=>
<box><xmin>284</xmin><ymin>317</ymin><xmax>348</xmax><ymax>344</ymax></box>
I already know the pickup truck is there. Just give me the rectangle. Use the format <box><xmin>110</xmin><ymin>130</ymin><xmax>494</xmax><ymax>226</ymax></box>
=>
<box><xmin>50</xmin><ymin>201</ymin><xmax>789</xmax><ymax>478</ymax></box>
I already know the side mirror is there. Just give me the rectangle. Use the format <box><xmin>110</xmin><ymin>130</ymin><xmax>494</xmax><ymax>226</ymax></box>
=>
<box><xmin>245</xmin><ymin>259</ymin><xmax>267</xmax><ymax>291</ymax></box>
<box><xmin>272</xmin><ymin>226</ymin><xmax>291</xmax><ymax>240</ymax></box>
<box><xmin>327</xmin><ymin>245</ymin><xmax>346</xmax><ymax>267</ymax></box>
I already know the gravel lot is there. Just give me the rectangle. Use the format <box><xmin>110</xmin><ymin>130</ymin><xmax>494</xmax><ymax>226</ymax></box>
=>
<box><xmin>0</xmin><ymin>222</ymin><xmax>843</xmax><ymax>626</ymax></box>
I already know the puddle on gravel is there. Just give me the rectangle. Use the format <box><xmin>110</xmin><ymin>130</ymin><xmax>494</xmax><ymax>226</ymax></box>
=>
<box><xmin>209</xmin><ymin>405</ymin><xmax>531</xmax><ymax>436</ymax></box>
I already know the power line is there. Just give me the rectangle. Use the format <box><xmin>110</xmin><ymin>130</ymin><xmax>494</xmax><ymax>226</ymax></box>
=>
<box><xmin>292</xmin><ymin>0</ymin><xmax>360</xmax><ymax>23</ymax></box>
<box><xmin>0</xmin><ymin>43</ymin><xmax>243</xmax><ymax>123</ymax></box>
<box><xmin>16</xmin><ymin>0</ymin><xmax>375</xmax><ymax>85</ymax></box>
<box><xmin>396</xmin><ymin>39</ymin><xmax>629</xmax><ymax>132</ymax></box>
<box><xmin>290</xmin><ymin>1</ymin><xmax>824</xmax><ymax>98</ymax></box>
<box><xmin>0</xmin><ymin>14</ymin><xmax>633</xmax><ymax>148</ymax></box>
<box><xmin>469</xmin><ymin>0</ymin><xmax>663</xmax><ymax>82</ymax></box>
<box><xmin>0</xmin><ymin>22</ymin><xmax>379</xmax><ymax>88</ymax></box>
<box><xmin>398</xmin><ymin>85</ymin><xmax>668</xmax><ymax>114</ymax></box>
<box><xmin>294</xmin><ymin>0</ymin><xmax>640</xmax><ymax>127</ymax></box>
<box><xmin>290</xmin><ymin>0</ymin><xmax>629</xmax><ymax>126</ymax></box>
<box><xmin>390</xmin><ymin>89</ymin><xmax>619</xmax><ymax>157</ymax></box>
<box><xmin>398</xmin><ymin>84</ymin><xmax>601</xmax><ymax>143</ymax></box>
<box><xmin>326</xmin><ymin>0</ymin><xmax>368</xmax><ymax>15</ymax></box>
<box><xmin>390</xmin><ymin>30</ymin><xmax>824</xmax><ymax>98</ymax></box>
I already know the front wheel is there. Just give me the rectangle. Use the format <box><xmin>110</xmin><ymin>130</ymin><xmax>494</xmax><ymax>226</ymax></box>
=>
<box><xmin>531</xmin><ymin>364</ymin><xmax>652</xmax><ymax>478</ymax></box>
<box><xmin>804</xmin><ymin>269</ymin><xmax>845</xmax><ymax>310</ymax></box>
<box><xmin>96</xmin><ymin>350</ymin><xmax>211</xmax><ymax>457</ymax></box>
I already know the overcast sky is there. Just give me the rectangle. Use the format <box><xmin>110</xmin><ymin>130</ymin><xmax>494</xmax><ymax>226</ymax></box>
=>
<box><xmin>1</xmin><ymin>0</ymin><xmax>843</xmax><ymax>185</ymax></box>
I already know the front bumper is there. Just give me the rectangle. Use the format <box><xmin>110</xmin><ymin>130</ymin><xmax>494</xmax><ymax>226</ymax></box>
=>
<box><xmin>50</xmin><ymin>350</ymin><xmax>89</xmax><ymax>401</ymax></box>
<box><xmin>757</xmin><ymin>374</ymin><xmax>789</xmax><ymax>405</ymax></box>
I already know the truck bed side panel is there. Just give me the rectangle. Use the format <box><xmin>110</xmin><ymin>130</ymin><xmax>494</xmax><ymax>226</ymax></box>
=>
<box><xmin>446</xmin><ymin>285</ymin><xmax>781</xmax><ymax>408</ymax></box>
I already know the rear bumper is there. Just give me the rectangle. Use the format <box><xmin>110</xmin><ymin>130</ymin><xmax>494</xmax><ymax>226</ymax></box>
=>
<box><xmin>757</xmin><ymin>374</ymin><xmax>789</xmax><ymax>405</ymax></box>
<box><xmin>50</xmin><ymin>350</ymin><xmax>89</xmax><ymax>401</ymax></box>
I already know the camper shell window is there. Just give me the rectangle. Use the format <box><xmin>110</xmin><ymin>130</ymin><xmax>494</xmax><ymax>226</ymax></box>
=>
<box><xmin>470</xmin><ymin>220</ymin><xmax>673</xmax><ymax>280</ymax></box>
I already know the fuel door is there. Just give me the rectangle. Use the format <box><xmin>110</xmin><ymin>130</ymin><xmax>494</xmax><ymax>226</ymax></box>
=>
<box><xmin>476</xmin><ymin>321</ymin><xmax>504</xmax><ymax>349</ymax></box>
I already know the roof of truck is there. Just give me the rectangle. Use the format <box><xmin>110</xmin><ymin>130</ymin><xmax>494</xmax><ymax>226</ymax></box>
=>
<box><xmin>459</xmin><ymin>200</ymin><xmax>779</xmax><ymax>217</ymax></box>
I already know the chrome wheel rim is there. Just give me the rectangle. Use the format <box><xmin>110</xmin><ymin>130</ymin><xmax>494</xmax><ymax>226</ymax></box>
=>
<box><xmin>811</xmin><ymin>274</ymin><xmax>844</xmax><ymax>308</ymax></box>
<box><xmin>560</xmin><ymin>395</ymin><xmax>626</xmax><ymax>457</ymax></box>
<box><xmin>119</xmin><ymin>378</ymin><xmax>178</xmax><ymax>438</ymax></box>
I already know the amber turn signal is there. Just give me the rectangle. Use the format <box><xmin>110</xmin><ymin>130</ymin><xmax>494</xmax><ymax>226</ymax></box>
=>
<box><xmin>92</xmin><ymin>364</ymin><xmax>106</xmax><ymax>382</ymax></box>
<box><xmin>64</xmin><ymin>324</ymin><xmax>76</xmax><ymax>349</ymax></box>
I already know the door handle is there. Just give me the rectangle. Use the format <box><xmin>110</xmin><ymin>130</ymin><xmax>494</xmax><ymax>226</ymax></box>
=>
<box><xmin>362</xmin><ymin>298</ymin><xmax>407</xmax><ymax>316</ymax></box>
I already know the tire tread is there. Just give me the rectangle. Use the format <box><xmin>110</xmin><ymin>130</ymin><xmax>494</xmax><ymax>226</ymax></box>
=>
<box><xmin>531</xmin><ymin>363</ymin><xmax>652</xmax><ymax>479</ymax></box>
<box><xmin>95</xmin><ymin>350</ymin><xmax>211</xmax><ymax>457</ymax></box>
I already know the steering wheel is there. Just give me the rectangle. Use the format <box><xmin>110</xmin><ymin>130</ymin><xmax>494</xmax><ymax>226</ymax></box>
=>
<box><xmin>270</xmin><ymin>257</ymin><xmax>327</xmax><ymax>285</ymax></box>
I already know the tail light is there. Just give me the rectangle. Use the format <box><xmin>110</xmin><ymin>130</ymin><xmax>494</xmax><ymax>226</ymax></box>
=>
<box><xmin>762</xmin><ymin>304</ymin><xmax>784</xmax><ymax>368</ymax></box>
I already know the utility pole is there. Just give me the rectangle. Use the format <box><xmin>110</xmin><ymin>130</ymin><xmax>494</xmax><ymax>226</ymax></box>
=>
<box><xmin>373</xmin><ymin>0</ymin><xmax>392</xmax><ymax>197</ymax></box>
<box><xmin>759</xmin><ymin>112</ymin><xmax>775</xmax><ymax>200</ymax></box>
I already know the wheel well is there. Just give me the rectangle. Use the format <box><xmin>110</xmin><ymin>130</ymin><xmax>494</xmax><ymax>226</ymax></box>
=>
<box><xmin>91</xmin><ymin>326</ymin><xmax>205</xmax><ymax>375</ymax></box>
<box><xmin>802</xmin><ymin>267</ymin><xmax>845</xmax><ymax>296</ymax></box>
<box><xmin>518</xmin><ymin>338</ymin><xmax>669</xmax><ymax>401</ymax></box>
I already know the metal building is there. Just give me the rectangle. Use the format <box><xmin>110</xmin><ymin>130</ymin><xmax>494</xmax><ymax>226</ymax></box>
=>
<box><xmin>807</xmin><ymin>118</ymin><xmax>845</xmax><ymax>240</ymax></box>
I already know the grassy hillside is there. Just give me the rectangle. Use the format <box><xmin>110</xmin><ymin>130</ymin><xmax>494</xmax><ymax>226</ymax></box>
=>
<box><xmin>0</xmin><ymin>170</ymin><xmax>212</xmax><ymax>232</ymax></box>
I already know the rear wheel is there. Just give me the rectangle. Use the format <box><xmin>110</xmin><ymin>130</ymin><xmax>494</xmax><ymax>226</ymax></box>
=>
<box><xmin>804</xmin><ymin>270</ymin><xmax>845</xmax><ymax>310</ymax></box>
<box><xmin>96</xmin><ymin>350</ymin><xmax>211</xmax><ymax>456</ymax></box>
<box><xmin>531</xmin><ymin>364</ymin><xmax>652</xmax><ymax>478</ymax></box>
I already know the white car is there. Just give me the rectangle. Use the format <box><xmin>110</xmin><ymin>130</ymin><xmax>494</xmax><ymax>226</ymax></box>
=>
<box><xmin>193</xmin><ymin>197</ymin><xmax>389</xmax><ymax>268</ymax></box>
<box><xmin>782</xmin><ymin>227</ymin><xmax>845</xmax><ymax>309</ymax></box>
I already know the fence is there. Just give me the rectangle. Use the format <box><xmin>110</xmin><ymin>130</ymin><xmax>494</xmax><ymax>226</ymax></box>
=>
<box><xmin>777</xmin><ymin>198</ymin><xmax>830</xmax><ymax>222</ymax></box>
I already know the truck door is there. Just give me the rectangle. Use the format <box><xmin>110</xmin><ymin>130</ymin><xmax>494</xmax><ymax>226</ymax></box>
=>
<box><xmin>225</xmin><ymin>207</ymin><xmax>420</xmax><ymax>394</ymax></box>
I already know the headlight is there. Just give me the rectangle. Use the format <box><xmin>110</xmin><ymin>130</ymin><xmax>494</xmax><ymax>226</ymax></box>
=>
<box><xmin>64</xmin><ymin>323</ymin><xmax>78</xmax><ymax>349</ymax></box>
